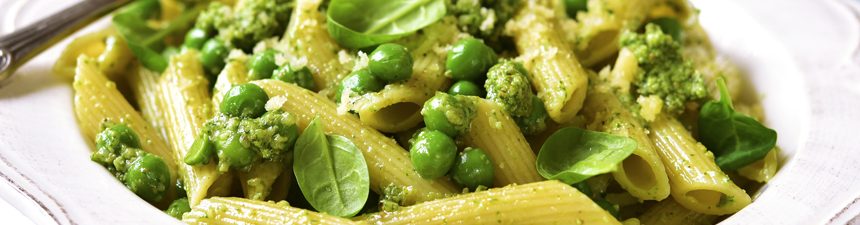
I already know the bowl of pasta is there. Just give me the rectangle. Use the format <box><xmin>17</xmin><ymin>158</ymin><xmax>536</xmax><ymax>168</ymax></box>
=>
<box><xmin>1</xmin><ymin>0</ymin><xmax>859</xmax><ymax>224</ymax></box>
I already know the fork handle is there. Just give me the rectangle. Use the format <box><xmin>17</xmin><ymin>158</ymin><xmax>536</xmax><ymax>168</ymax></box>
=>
<box><xmin>0</xmin><ymin>0</ymin><xmax>129</xmax><ymax>84</ymax></box>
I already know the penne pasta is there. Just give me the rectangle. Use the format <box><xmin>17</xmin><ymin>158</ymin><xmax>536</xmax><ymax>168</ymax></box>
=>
<box><xmin>648</xmin><ymin>115</ymin><xmax>752</xmax><ymax>215</ymax></box>
<box><xmin>283</xmin><ymin>0</ymin><xmax>349</xmax><ymax>94</ymax></box>
<box><xmin>157</xmin><ymin>50</ymin><xmax>222</xmax><ymax>206</ymax></box>
<box><xmin>183</xmin><ymin>197</ymin><xmax>362</xmax><ymax>225</ymax></box>
<box><xmin>507</xmin><ymin>2</ymin><xmax>588</xmax><ymax>124</ymax></box>
<box><xmin>362</xmin><ymin>181</ymin><xmax>621</xmax><ymax>225</ymax></box>
<box><xmin>639</xmin><ymin>199</ymin><xmax>718</xmax><ymax>225</ymax></box>
<box><xmin>461</xmin><ymin>98</ymin><xmax>543</xmax><ymax>186</ymax></box>
<box><xmin>72</xmin><ymin>56</ymin><xmax>178</xmax><ymax>206</ymax></box>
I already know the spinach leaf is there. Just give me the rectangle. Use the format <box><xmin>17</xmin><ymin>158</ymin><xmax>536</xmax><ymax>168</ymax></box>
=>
<box><xmin>293</xmin><ymin>118</ymin><xmax>370</xmax><ymax>217</ymax></box>
<box><xmin>326</xmin><ymin>0</ymin><xmax>446</xmax><ymax>49</ymax></box>
<box><xmin>112</xmin><ymin>0</ymin><xmax>200</xmax><ymax>72</ymax></box>
<box><xmin>698</xmin><ymin>78</ymin><xmax>777</xmax><ymax>171</ymax></box>
<box><xmin>536</xmin><ymin>127</ymin><xmax>636</xmax><ymax>184</ymax></box>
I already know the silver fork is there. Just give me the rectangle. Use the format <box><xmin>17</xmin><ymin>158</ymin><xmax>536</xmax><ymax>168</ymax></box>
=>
<box><xmin>0</xmin><ymin>0</ymin><xmax>130</xmax><ymax>84</ymax></box>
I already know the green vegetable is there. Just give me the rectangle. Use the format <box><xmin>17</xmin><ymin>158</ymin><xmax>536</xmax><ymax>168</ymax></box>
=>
<box><xmin>621</xmin><ymin>24</ymin><xmax>707</xmax><ymax>114</ymax></box>
<box><xmin>446</xmin><ymin>38</ymin><xmax>497</xmax><ymax>81</ymax></box>
<box><xmin>446</xmin><ymin>0</ymin><xmax>521</xmax><ymax>51</ymax></box>
<box><xmin>369</xmin><ymin>43</ymin><xmax>414</xmax><ymax>82</ymax></box>
<box><xmin>409</xmin><ymin>129</ymin><xmax>457</xmax><ymax>179</ymax></box>
<box><xmin>248</xmin><ymin>49</ymin><xmax>279</xmax><ymax>80</ymax></box>
<box><xmin>326</xmin><ymin>0</ymin><xmax>446</xmax><ymax>49</ymax></box>
<box><xmin>205</xmin><ymin>110</ymin><xmax>300</xmax><ymax>171</ymax></box>
<box><xmin>195</xmin><ymin>0</ymin><xmax>293</xmax><ymax>52</ymax></box>
<box><xmin>200</xmin><ymin>38</ymin><xmax>230</xmax><ymax>75</ymax></box>
<box><xmin>536</xmin><ymin>127</ymin><xmax>637</xmax><ymax>184</ymax></box>
<box><xmin>335</xmin><ymin>69</ymin><xmax>385</xmax><ymax>103</ymax></box>
<box><xmin>184</xmin><ymin>134</ymin><xmax>215</xmax><ymax>165</ymax></box>
<box><xmin>124</xmin><ymin>154</ymin><xmax>171</xmax><ymax>203</ymax></box>
<box><xmin>450</xmin><ymin>147</ymin><xmax>494</xmax><ymax>190</ymax></box>
<box><xmin>514</xmin><ymin>95</ymin><xmax>549</xmax><ymax>136</ymax></box>
<box><xmin>421</xmin><ymin>92</ymin><xmax>477</xmax><ymax>137</ymax></box>
<box><xmin>216</xmin><ymin>133</ymin><xmax>258</xmax><ymax>170</ymax></box>
<box><xmin>380</xmin><ymin>184</ymin><xmax>410</xmax><ymax>212</ymax></box>
<box><xmin>650</xmin><ymin>17</ymin><xmax>682</xmax><ymax>41</ymax></box>
<box><xmin>447</xmin><ymin>80</ymin><xmax>483</xmax><ymax>97</ymax></box>
<box><xmin>165</xmin><ymin>197</ymin><xmax>191</xmax><ymax>219</ymax></box>
<box><xmin>485</xmin><ymin>59</ymin><xmax>534</xmax><ymax>117</ymax></box>
<box><xmin>183</xmin><ymin>27</ymin><xmax>210</xmax><ymax>49</ymax></box>
<box><xmin>564</xmin><ymin>0</ymin><xmax>588</xmax><ymax>17</ymax></box>
<box><xmin>96</xmin><ymin>123</ymin><xmax>141</xmax><ymax>153</ymax></box>
<box><xmin>220</xmin><ymin>83</ymin><xmax>269</xmax><ymax>118</ymax></box>
<box><xmin>293</xmin><ymin>118</ymin><xmax>370</xmax><ymax>217</ymax></box>
<box><xmin>698</xmin><ymin>78</ymin><xmax>777</xmax><ymax>170</ymax></box>
<box><xmin>273</xmin><ymin>65</ymin><xmax>317</xmax><ymax>91</ymax></box>
<box><xmin>112</xmin><ymin>0</ymin><xmax>201</xmax><ymax>72</ymax></box>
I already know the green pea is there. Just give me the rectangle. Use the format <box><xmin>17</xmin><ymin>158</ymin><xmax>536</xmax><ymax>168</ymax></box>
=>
<box><xmin>217</xmin><ymin>133</ymin><xmax>256</xmax><ymax>170</ymax></box>
<box><xmin>273</xmin><ymin>65</ymin><xmax>317</xmax><ymax>91</ymax></box>
<box><xmin>248</xmin><ymin>49</ymin><xmax>279</xmax><ymax>80</ymax></box>
<box><xmin>165</xmin><ymin>197</ymin><xmax>191</xmax><ymax>219</ymax></box>
<box><xmin>421</xmin><ymin>93</ymin><xmax>476</xmax><ymax>137</ymax></box>
<box><xmin>220</xmin><ymin>83</ymin><xmax>269</xmax><ymax>118</ymax></box>
<box><xmin>184</xmin><ymin>134</ymin><xmax>215</xmax><ymax>165</ymax></box>
<box><xmin>409</xmin><ymin>129</ymin><xmax>457</xmax><ymax>179</ymax></box>
<box><xmin>369</xmin><ymin>43</ymin><xmax>413</xmax><ymax>82</ymax></box>
<box><xmin>200</xmin><ymin>38</ymin><xmax>229</xmax><ymax>75</ymax></box>
<box><xmin>651</xmin><ymin>17</ymin><xmax>683</xmax><ymax>41</ymax></box>
<box><xmin>446</xmin><ymin>38</ymin><xmax>497</xmax><ymax>81</ymax></box>
<box><xmin>96</xmin><ymin>123</ymin><xmax>141</xmax><ymax>152</ymax></box>
<box><xmin>565</xmin><ymin>0</ymin><xmax>588</xmax><ymax>18</ymax></box>
<box><xmin>335</xmin><ymin>69</ymin><xmax>384</xmax><ymax>103</ymax></box>
<box><xmin>450</xmin><ymin>147</ymin><xmax>494</xmax><ymax>190</ymax></box>
<box><xmin>124</xmin><ymin>154</ymin><xmax>171</xmax><ymax>203</ymax></box>
<box><xmin>447</xmin><ymin>80</ymin><xmax>483</xmax><ymax>97</ymax></box>
<box><xmin>184</xmin><ymin>28</ymin><xmax>210</xmax><ymax>49</ymax></box>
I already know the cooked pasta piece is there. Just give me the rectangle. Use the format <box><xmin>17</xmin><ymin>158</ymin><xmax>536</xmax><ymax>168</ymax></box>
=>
<box><xmin>350</xmin><ymin>18</ymin><xmax>460</xmax><ymax>133</ymax></box>
<box><xmin>128</xmin><ymin>64</ymin><xmax>167</xmax><ymax>139</ymax></box>
<box><xmin>362</xmin><ymin>180</ymin><xmax>621</xmax><ymax>225</ymax></box>
<box><xmin>253</xmin><ymin>79</ymin><xmax>459</xmax><ymax>204</ymax></box>
<box><xmin>55</xmin><ymin>28</ymin><xmax>132</xmax><ymax>79</ymax></box>
<box><xmin>573</xmin><ymin>0</ymin><xmax>657</xmax><ymax>66</ymax></box>
<box><xmin>183</xmin><ymin>197</ymin><xmax>362</xmax><ymax>225</ymax></box>
<box><xmin>649</xmin><ymin>115</ymin><xmax>751</xmax><ymax>215</ymax></box>
<box><xmin>237</xmin><ymin>161</ymin><xmax>284</xmax><ymax>200</ymax></box>
<box><xmin>738</xmin><ymin>147</ymin><xmax>779</xmax><ymax>183</ymax></box>
<box><xmin>157</xmin><ymin>50</ymin><xmax>222</xmax><ymax>206</ymax></box>
<box><xmin>72</xmin><ymin>56</ymin><xmax>177</xmax><ymax>205</ymax></box>
<box><xmin>461</xmin><ymin>98</ymin><xmax>542</xmax><ymax>186</ymax></box>
<box><xmin>581</xmin><ymin>55</ymin><xmax>670</xmax><ymax>201</ymax></box>
<box><xmin>507</xmin><ymin>2</ymin><xmax>588</xmax><ymax>124</ymax></box>
<box><xmin>283</xmin><ymin>0</ymin><xmax>348</xmax><ymax>94</ymax></box>
<box><xmin>639</xmin><ymin>199</ymin><xmax>718</xmax><ymax>225</ymax></box>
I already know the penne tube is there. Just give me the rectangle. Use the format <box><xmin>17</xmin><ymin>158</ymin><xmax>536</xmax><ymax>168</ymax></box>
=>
<box><xmin>183</xmin><ymin>197</ymin><xmax>362</xmax><ymax>225</ymax></box>
<box><xmin>507</xmin><ymin>2</ymin><xmax>588</xmax><ymax>124</ymax></box>
<box><xmin>157</xmin><ymin>50</ymin><xmax>222</xmax><ymax>206</ymax></box>
<box><xmin>362</xmin><ymin>181</ymin><xmax>621</xmax><ymax>225</ymax></box>
<box><xmin>283</xmin><ymin>0</ymin><xmax>349</xmax><ymax>94</ymax></box>
<box><xmin>648</xmin><ymin>115</ymin><xmax>751</xmax><ymax>215</ymax></box>
<box><xmin>639</xmin><ymin>199</ymin><xmax>718</xmax><ymax>225</ymax></box>
<box><xmin>462</xmin><ymin>98</ymin><xmax>543</xmax><ymax>186</ymax></box>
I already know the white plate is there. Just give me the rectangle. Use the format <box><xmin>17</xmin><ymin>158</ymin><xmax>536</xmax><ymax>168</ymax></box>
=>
<box><xmin>0</xmin><ymin>0</ymin><xmax>859</xmax><ymax>224</ymax></box>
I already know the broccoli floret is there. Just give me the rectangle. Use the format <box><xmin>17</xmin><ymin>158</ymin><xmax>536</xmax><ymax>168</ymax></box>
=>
<box><xmin>195</xmin><ymin>0</ymin><xmax>292</xmax><ymax>52</ymax></box>
<box><xmin>194</xmin><ymin>2</ymin><xmax>233</xmax><ymax>34</ymax></box>
<box><xmin>379</xmin><ymin>184</ymin><xmax>411</xmax><ymax>212</ymax></box>
<box><xmin>621</xmin><ymin>24</ymin><xmax>707</xmax><ymax>114</ymax></box>
<box><xmin>205</xmin><ymin>110</ymin><xmax>299</xmax><ymax>170</ymax></box>
<box><xmin>446</xmin><ymin>0</ymin><xmax>521</xmax><ymax>50</ymax></box>
<box><xmin>485</xmin><ymin>59</ymin><xmax>534</xmax><ymax>117</ymax></box>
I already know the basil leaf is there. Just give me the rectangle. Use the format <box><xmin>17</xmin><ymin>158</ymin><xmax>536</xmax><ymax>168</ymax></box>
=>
<box><xmin>293</xmin><ymin>118</ymin><xmax>370</xmax><ymax>217</ymax></box>
<box><xmin>326</xmin><ymin>0</ymin><xmax>446</xmax><ymax>49</ymax></box>
<box><xmin>536</xmin><ymin>127</ymin><xmax>636</xmax><ymax>184</ymax></box>
<box><xmin>112</xmin><ymin>0</ymin><xmax>200</xmax><ymax>72</ymax></box>
<box><xmin>698</xmin><ymin>78</ymin><xmax>777</xmax><ymax>171</ymax></box>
